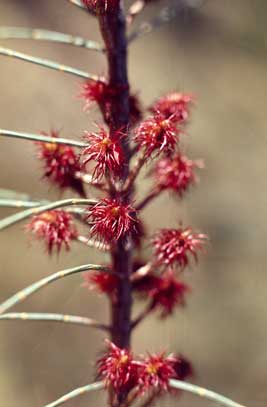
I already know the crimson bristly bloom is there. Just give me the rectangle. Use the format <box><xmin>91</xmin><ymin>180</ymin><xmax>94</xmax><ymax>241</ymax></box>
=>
<box><xmin>134</xmin><ymin>113</ymin><xmax>180</xmax><ymax>158</ymax></box>
<box><xmin>36</xmin><ymin>130</ymin><xmax>84</xmax><ymax>196</ymax></box>
<box><xmin>148</xmin><ymin>270</ymin><xmax>190</xmax><ymax>318</ymax></box>
<box><xmin>97</xmin><ymin>340</ymin><xmax>138</xmax><ymax>393</ymax></box>
<box><xmin>153</xmin><ymin>153</ymin><xmax>203</xmax><ymax>197</ymax></box>
<box><xmin>150</xmin><ymin>92</ymin><xmax>194</xmax><ymax>124</ymax></box>
<box><xmin>83</xmin><ymin>271</ymin><xmax>119</xmax><ymax>295</ymax></box>
<box><xmin>137</xmin><ymin>353</ymin><xmax>177</xmax><ymax>393</ymax></box>
<box><xmin>81</xmin><ymin>126</ymin><xmax>125</xmax><ymax>180</ymax></box>
<box><xmin>80</xmin><ymin>80</ymin><xmax>142</xmax><ymax>126</ymax></box>
<box><xmin>152</xmin><ymin>226</ymin><xmax>207</xmax><ymax>269</ymax></box>
<box><xmin>26</xmin><ymin>210</ymin><xmax>77</xmax><ymax>254</ymax></box>
<box><xmin>87</xmin><ymin>198</ymin><xmax>139</xmax><ymax>243</ymax></box>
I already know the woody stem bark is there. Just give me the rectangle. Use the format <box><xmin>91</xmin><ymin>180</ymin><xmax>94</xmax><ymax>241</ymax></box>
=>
<box><xmin>98</xmin><ymin>0</ymin><xmax>132</xmax><ymax>354</ymax></box>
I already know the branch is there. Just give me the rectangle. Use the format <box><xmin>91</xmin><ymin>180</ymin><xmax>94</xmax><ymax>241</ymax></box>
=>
<box><xmin>0</xmin><ymin>264</ymin><xmax>112</xmax><ymax>314</ymax></box>
<box><xmin>0</xmin><ymin>198</ymin><xmax>46</xmax><ymax>208</ymax></box>
<box><xmin>131</xmin><ymin>303</ymin><xmax>154</xmax><ymax>330</ymax></box>
<box><xmin>128</xmin><ymin>4</ymin><xmax>185</xmax><ymax>44</ymax></box>
<box><xmin>67</xmin><ymin>0</ymin><xmax>87</xmax><ymax>10</ymax></box>
<box><xmin>169</xmin><ymin>379</ymin><xmax>246</xmax><ymax>407</ymax></box>
<box><xmin>44</xmin><ymin>381</ymin><xmax>104</xmax><ymax>407</ymax></box>
<box><xmin>0</xmin><ymin>27</ymin><xmax>104</xmax><ymax>52</ymax></box>
<box><xmin>0</xmin><ymin>198</ymin><xmax>97</xmax><ymax>230</ymax></box>
<box><xmin>0</xmin><ymin>312</ymin><xmax>109</xmax><ymax>331</ymax></box>
<box><xmin>0</xmin><ymin>129</ymin><xmax>87</xmax><ymax>147</ymax></box>
<box><xmin>135</xmin><ymin>187</ymin><xmax>162</xmax><ymax>211</ymax></box>
<box><xmin>77</xmin><ymin>235</ymin><xmax>110</xmax><ymax>251</ymax></box>
<box><xmin>0</xmin><ymin>46</ymin><xmax>99</xmax><ymax>80</ymax></box>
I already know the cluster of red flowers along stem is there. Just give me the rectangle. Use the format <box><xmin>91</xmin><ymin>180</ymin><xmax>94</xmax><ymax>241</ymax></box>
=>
<box><xmin>0</xmin><ymin>1</ymin><xmax>246</xmax><ymax>407</ymax></box>
<box><xmin>0</xmin><ymin>0</ymin><xmax>249</xmax><ymax>407</ymax></box>
<box><xmin>25</xmin><ymin>44</ymin><xmax>207</xmax><ymax>406</ymax></box>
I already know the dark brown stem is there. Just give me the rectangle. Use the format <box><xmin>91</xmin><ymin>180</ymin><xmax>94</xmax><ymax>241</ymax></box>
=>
<box><xmin>97</xmin><ymin>5</ymin><xmax>133</xmax><ymax>405</ymax></box>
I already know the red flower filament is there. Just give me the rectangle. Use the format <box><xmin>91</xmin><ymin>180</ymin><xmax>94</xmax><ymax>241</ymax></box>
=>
<box><xmin>37</xmin><ymin>130</ymin><xmax>83</xmax><ymax>195</ymax></box>
<box><xmin>152</xmin><ymin>226</ymin><xmax>207</xmax><ymax>269</ymax></box>
<box><xmin>138</xmin><ymin>353</ymin><xmax>177</xmax><ymax>392</ymax></box>
<box><xmin>83</xmin><ymin>271</ymin><xmax>118</xmax><ymax>295</ymax></box>
<box><xmin>154</xmin><ymin>154</ymin><xmax>203</xmax><ymax>196</ymax></box>
<box><xmin>134</xmin><ymin>113</ymin><xmax>180</xmax><ymax>158</ymax></box>
<box><xmin>81</xmin><ymin>127</ymin><xmax>125</xmax><ymax>180</ymax></box>
<box><xmin>151</xmin><ymin>92</ymin><xmax>194</xmax><ymax>124</ymax></box>
<box><xmin>148</xmin><ymin>270</ymin><xmax>190</xmax><ymax>317</ymax></box>
<box><xmin>97</xmin><ymin>340</ymin><xmax>138</xmax><ymax>393</ymax></box>
<box><xmin>87</xmin><ymin>198</ymin><xmax>138</xmax><ymax>243</ymax></box>
<box><xmin>26</xmin><ymin>210</ymin><xmax>77</xmax><ymax>254</ymax></box>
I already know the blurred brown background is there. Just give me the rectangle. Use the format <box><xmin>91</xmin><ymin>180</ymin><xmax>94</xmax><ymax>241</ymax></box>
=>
<box><xmin>0</xmin><ymin>0</ymin><xmax>267</xmax><ymax>406</ymax></box>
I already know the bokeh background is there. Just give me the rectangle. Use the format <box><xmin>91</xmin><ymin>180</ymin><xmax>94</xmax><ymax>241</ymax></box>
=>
<box><xmin>0</xmin><ymin>0</ymin><xmax>266</xmax><ymax>405</ymax></box>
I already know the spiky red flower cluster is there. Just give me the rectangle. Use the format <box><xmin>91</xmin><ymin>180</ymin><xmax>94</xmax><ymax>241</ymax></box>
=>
<box><xmin>152</xmin><ymin>226</ymin><xmax>207</xmax><ymax>269</ymax></box>
<box><xmin>97</xmin><ymin>340</ymin><xmax>138</xmax><ymax>393</ymax></box>
<box><xmin>150</xmin><ymin>92</ymin><xmax>193</xmax><ymax>124</ymax></box>
<box><xmin>80</xmin><ymin>80</ymin><xmax>142</xmax><ymax>126</ymax></box>
<box><xmin>81</xmin><ymin>127</ymin><xmax>125</xmax><ymax>180</ymax></box>
<box><xmin>36</xmin><ymin>130</ymin><xmax>84</xmax><ymax>196</ymax></box>
<box><xmin>154</xmin><ymin>153</ymin><xmax>203</xmax><ymax>196</ymax></box>
<box><xmin>148</xmin><ymin>270</ymin><xmax>189</xmax><ymax>317</ymax></box>
<box><xmin>134</xmin><ymin>113</ymin><xmax>180</xmax><ymax>158</ymax></box>
<box><xmin>83</xmin><ymin>271</ymin><xmax>119</xmax><ymax>294</ymax></box>
<box><xmin>133</xmin><ymin>270</ymin><xmax>189</xmax><ymax>317</ymax></box>
<box><xmin>137</xmin><ymin>353</ymin><xmax>177</xmax><ymax>392</ymax></box>
<box><xmin>26</xmin><ymin>210</ymin><xmax>77</xmax><ymax>254</ymax></box>
<box><xmin>98</xmin><ymin>342</ymin><xmax>191</xmax><ymax>396</ymax></box>
<box><xmin>87</xmin><ymin>198</ymin><xmax>138</xmax><ymax>243</ymax></box>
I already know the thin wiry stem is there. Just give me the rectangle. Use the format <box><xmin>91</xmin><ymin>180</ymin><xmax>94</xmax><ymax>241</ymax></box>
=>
<box><xmin>0</xmin><ymin>312</ymin><xmax>110</xmax><ymax>331</ymax></box>
<box><xmin>0</xmin><ymin>188</ymin><xmax>31</xmax><ymax>201</ymax></box>
<box><xmin>0</xmin><ymin>27</ymin><xmax>104</xmax><ymax>52</ymax></box>
<box><xmin>0</xmin><ymin>264</ymin><xmax>112</xmax><ymax>314</ymax></box>
<box><xmin>0</xmin><ymin>129</ymin><xmax>87</xmax><ymax>147</ymax></box>
<box><xmin>44</xmin><ymin>381</ymin><xmax>104</xmax><ymax>407</ymax></box>
<box><xmin>77</xmin><ymin>235</ymin><xmax>110</xmax><ymax>251</ymax></box>
<box><xmin>135</xmin><ymin>187</ymin><xmax>162</xmax><ymax>211</ymax></box>
<box><xmin>131</xmin><ymin>303</ymin><xmax>154</xmax><ymax>330</ymax></box>
<box><xmin>0</xmin><ymin>46</ymin><xmax>99</xmax><ymax>80</ymax></box>
<box><xmin>169</xmin><ymin>379</ymin><xmax>246</xmax><ymax>407</ymax></box>
<box><xmin>0</xmin><ymin>198</ymin><xmax>97</xmax><ymax>230</ymax></box>
<box><xmin>128</xmin><ymin>4</ymin><xmax>185</xmax><ymax>44</ymax></box>
<box><xmin>0</xmin><ymin>198</ymin><xmax>46</xmax><ymax>208</ymax></box>
<box><xmin>127</xmin><ymin>0</ymin><xmax>147</xmax><ymax>25</ymax></box>
<box><xmin>67</xmin><ymin>0</ymin><xmax>87</xmax><ymax>10</ymax></box>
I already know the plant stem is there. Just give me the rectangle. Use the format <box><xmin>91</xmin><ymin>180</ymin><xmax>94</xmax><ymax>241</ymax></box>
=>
<box><xmin>97</xmin><ymin>5</ymin><xmax>132</xmax><ymax>405</ymax></box>
<box><xmin>0</xmin><ymin>312</ymin><xmax>109</xmax><ymax>331</ymax></box>
<box><xmin>0</xmin><ymin>27</ymin><xmax>104</xmax><ymax>52</ymax></box>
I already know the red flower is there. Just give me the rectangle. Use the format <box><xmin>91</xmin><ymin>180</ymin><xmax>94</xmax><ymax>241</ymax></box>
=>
<box><xmin>26</xmin><ymin>210</ymin><xmax>77</xmax><ymax>254</ymax></box>
<box><xmin>137</xmin><ymin>353</ymin><xmax>177</xmax><ymax>393</ymax></box>
<box><xmin>150</xmin><ymin>92</ymin><xmax>194</xmax><ymax>124</ymax></box>
<box><xmin>97</xmin><ymin>340</ymin><xmax>138</xmax><ymax>393</ymax></box>
<box><xmin>134</xmin><ymin>113</ymin><xmax>180</xmax><ymax>158</ymax></box>
<box><xmin>81</xmin><ymin>127</ymin><xmax>125</xmax><ymax>180</ymax></box>
<box><xmin>37</xmin><ymin>130</ymin><xmax>84</xmax><ymax>196</ymax></box>
<box><xmin>83</xmin><ymin>271</ymin><xmax>118</xmax><ymax>295</ymax></box>
<box><xmin>152</xmin><ymin>226</ymin><xmax>207</xmax><ymax>269</ymax></box>
<box><xmin>153</xmin><ymin>154</ymin><xmax>203</xmax><ymax>196</ymax></box>
<box><xmin>87</xmin><ymin>198</ymin><xmax>138</xmax><ymax>243</ymax></box>
<box><xmin>80</xmin><ymin>79</ymin><xmax>109</xmax><ymax>111</ymax></box>
<box><xmin>80</xmin><ymin>81</ymin><xmax>142</xmax><ymax>126</ymax></box>
<box><xmin>148</xmin><ymin>270</ymin><xmax>190</xmax><ymax>317</ymax></box>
